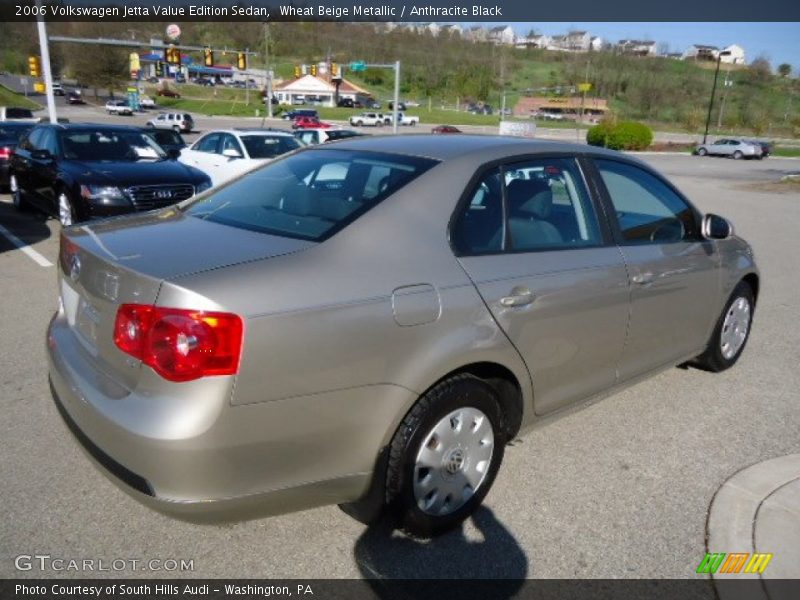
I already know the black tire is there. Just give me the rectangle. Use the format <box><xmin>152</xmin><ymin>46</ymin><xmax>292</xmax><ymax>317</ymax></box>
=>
<box><xmin>694</xmin><ymin>281</ymin><xmax>755</xmax><ymax>372</ymax></box>
<box><xmin>733</xmin><ymin>150</ymin><xmax>743</xmax><ymax>160</ymax></box>
<box><xmin>385</xmin><ymin>374</ymin><xmax>506</xmax><ymax>538</ymax></box>
<box><xmin>10</xmin><ymin>174</ymin><xmax>29</xmax><ymax>211</ymax></box>
<box><xmin>697</xmin><ymin>148</ymin><xmax>707</xmax><ymax>156</ymax></box>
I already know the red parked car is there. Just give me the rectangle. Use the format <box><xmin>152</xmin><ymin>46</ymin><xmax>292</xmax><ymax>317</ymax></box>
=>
<box><xmin>292</xmin><ymin>116</ymin><xmax>332</xmax><ymax>130</ymax></box>
<box><xmin>431</xmin><ymin>125</ymin><xmax>461</xmax><ymax>134</ymax></box>
<box><xmin>156</xmin><ymin>89</ymin><xmax>181</xmax><ymax>98</ymax></box>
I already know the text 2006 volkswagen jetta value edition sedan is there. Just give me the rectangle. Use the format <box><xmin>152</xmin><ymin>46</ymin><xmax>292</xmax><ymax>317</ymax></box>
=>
<box><xmin>48</xmin><ymin>136</ymin><xmax>759</xmax><ymax>537</ymax></box>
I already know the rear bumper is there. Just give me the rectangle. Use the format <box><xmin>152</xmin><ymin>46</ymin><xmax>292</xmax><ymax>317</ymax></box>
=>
<box><xmin>46</xmin><ymin>310</ymin><xmax>412</xmax><ymax>522</ymax></box>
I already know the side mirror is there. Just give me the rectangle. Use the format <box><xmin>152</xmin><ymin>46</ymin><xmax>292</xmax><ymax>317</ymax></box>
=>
<box><xmin>222</xmin><ymin>148</ymin><xmax>243</xmax><ymax>159</ymax></box>
<box><xmin>31</xmin><ymin>149</ymin><xmax>52</xmax><ymax>160</ymax></box>
<box><xmin>702</xmin><ymin>213</ymin><xmax>733</xmax><ymax>240</ymax></box>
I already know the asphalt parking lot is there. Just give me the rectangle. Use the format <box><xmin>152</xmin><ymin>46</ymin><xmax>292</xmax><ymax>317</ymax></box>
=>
<box><xmin>0</xmin><ymin>152</ymin><xmax>798</xmax><ymax>580</ymax></box>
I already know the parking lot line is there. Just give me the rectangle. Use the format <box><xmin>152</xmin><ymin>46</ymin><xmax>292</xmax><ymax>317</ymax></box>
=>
<box><xmin>0</xmin><ymin>223</ymin><xmax>54</xmax><ymax>267</ymax></box>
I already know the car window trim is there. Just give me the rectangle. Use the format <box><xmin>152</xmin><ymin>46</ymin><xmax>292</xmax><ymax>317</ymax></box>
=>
<box><xmin>448</xmin><ymin>153</ymin><xmax>614</xmax><ymax>258</ymax></box>
<box><xmin>586</xmin><ymin>156</ymin><xmax>706</xmax><ymax>246</ymax></box>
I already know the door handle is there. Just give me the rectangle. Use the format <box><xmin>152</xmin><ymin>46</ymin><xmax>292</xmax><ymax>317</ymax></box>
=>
<box><xmin>632</xmin><ymin>272</ymin><xmax>654</xmax><ymax>285</ymax></box>
<box><xmin>500</xmin><ymin>288</ymin><xmax>535</xmax><ymax>307</ymax></box>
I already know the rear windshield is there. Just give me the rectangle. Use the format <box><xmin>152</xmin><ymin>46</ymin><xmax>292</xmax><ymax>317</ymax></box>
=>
<box><xmin>184</xmin><ymin>149</ymin><xmax>437</xmax><ymax>241</ymax></box>
<box><xmin>241</xmin><ymin>135</ymin><xmax>301</xmax><ymax>159</ymax></box>
<box><xmin>0</xmin><ymin>124</ymin><xmax>33</xmax><ymax>139</ymax></box>
<box><xmin>146</xmin><ymin>129</ymin><xmax>183</xmax><ymax>146</ymax></box>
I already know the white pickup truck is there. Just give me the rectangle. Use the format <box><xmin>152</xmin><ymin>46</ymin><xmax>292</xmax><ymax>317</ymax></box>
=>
<box><xmin>384</xmin><ymin>112</ymin><xmax>420</xmax><ymax>126</ymax></box>
<box><xmin>349</xmin><ymin>112</ymin><xmax>386</xmax><ymax>127</ymax></box>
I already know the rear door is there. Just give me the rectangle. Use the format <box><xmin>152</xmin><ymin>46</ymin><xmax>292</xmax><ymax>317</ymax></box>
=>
<box><xmin>454</xmin><ymin>157</ymin><xmax>630</xmax><ymax>415</ymax></box>
<box><xmin>590</xmin><ymin>158</ymin><xmax>720</xmax><ymax>380</ymax></box>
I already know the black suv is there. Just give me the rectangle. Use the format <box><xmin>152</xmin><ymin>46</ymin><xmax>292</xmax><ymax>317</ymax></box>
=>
<box><xmin>282</xmin><ymin>108</ymin><xmax>319</xmax><ymax>121</ymax></box>
<box><xmin>9</xmin><ymin>123</ymin><xmax>210</xmax><ymax>225</ymax></box>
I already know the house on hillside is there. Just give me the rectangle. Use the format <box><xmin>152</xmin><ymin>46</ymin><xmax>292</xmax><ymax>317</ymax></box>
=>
<box><xmin>440</xmin><ymin>24</ymin><xmax>462</xmax><ymax>37</ymax></box>
<box><xmin>514</xmin><ymin>95</ymin><xmax>609</xmax><ymax>120</ymax></box>
<box><xmin>548</xmin><ymin>31</ymin><xmax>591</xmax><ymax>52</ymax></box>
<box><xmin>590</xmin><ymin>36</ymin><xmax>604</xmax><ymax>52</ymax></box>
<box><xmin>516</xmin><ymin>34</ymin><xmax>551</xmax><ymax>49</ymax></box>
<box><xmin>488</xmin><ymin>25</ymin><xmax>516</xmax><ymax>45</ymax></box>
<box><xmin>683</xmin><ymin>44</ymin><xmax>720</xmax><ymax>61</ymax></box>
<box><xmin>616</xmin><ymin>39</ymin><xmax>657</xmax><ymax>56</ymax></box>
<box><xmin>720</xmin><ymin>44</ymin><xmax>746</xmax><ymax>65</ymax></box>
<box><xmin>274</xmin><ymin>74</ymin><xmax>372</xmax><ymax>107</ymax></box>
<box><xmin>466</xmin><ymin>26</ymin><xmax>488</xmax><ymax>42</ymax></box>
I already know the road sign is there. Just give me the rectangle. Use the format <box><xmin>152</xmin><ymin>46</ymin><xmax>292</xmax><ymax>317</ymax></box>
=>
<box><xmin>578</xmin><ymin>82</ymin><xmax>592</xmax><ymax>93</ymax></box>
<box><xmin>349</xmin><ymin>61</ymin><xmax>366</xmax><ymax>72</ymax></box>
<box><xmin>166</xmin><ymin>24</ymin><xmax>181</xmax><ymax>40</ymax></box>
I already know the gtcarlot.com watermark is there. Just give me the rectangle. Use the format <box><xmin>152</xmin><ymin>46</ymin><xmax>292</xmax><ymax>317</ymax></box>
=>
<box><xmin>14</xmin><ymin>554</ymin><xmax>195</xmax><ymax>573</ymax></box>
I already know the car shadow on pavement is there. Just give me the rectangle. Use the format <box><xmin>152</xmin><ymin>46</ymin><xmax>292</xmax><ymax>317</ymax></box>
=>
<box><xmin>353</xmin><ymin>507</ymin><xmax>528</xmax><ymax>598</ymax></box>
<box><xmin>0</xmin><ymin>202</ymin><xmax>52</xmax><ymax>256</ymax></box>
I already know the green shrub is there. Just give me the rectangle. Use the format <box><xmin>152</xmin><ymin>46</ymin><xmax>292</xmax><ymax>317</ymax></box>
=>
<box><xmin>586</xmin><ymin>120</ymin><xmax>653</xmax><ymax>150</ymax></box>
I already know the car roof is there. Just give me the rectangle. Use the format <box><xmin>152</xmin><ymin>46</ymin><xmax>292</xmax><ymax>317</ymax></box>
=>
<box><xmin>39</xmin><ymin>122</ymin><xmax>144</xmax><ymax>132</ymax></box>
<box><xmin>322</xmin><ymin>134</ymin><xmax>640</xmax><ymax>163</ymax></box>
<box><xmin>203</xmin><ymin>128</ymin><xmax>295</xmax><ymax>137</ymax></box>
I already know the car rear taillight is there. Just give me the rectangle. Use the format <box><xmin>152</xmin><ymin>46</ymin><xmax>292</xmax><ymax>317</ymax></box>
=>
<box><xmin>114</xmin><ymin>304</ymin><xmax>243</xmax><ymax>382</ymax></box>
<box><xmin>0</xmin><ymin>146</ymin><xmax>11</xmax><ymax>159</ymax></box>
<box><xmin>59</xmin><ymin>232</ymin><xmax>78</xmax><ymax>274</ymax></box>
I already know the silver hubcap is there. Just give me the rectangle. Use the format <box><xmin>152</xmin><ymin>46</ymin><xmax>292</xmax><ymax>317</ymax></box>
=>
<box><xmin>58</xmin><ymin>193</ymin><xmax>73</xmax><ymax>226</ymax></box>
<box><xmin>413</xmin><ymin>407</ymin><xmax>494</xmax><ymax>516</ymax></box>
<box><xmin>720</xmin><ymin>297</ymin><xmax>750</xmax><ymax>360</ymax></box>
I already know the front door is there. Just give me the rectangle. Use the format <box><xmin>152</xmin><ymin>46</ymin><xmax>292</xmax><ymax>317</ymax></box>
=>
<box><xmin>591</xmin><ymin>158</ymin><xmax>721</xmax><ymax>381</ymax></box>
<box><xmin>454</xmin><ymin>157</ymin><xmax>630</xmax><ymax>415</ymax></box>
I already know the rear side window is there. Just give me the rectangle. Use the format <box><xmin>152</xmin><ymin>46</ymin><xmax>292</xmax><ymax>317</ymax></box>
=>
<box><xmin>240</xmin><ymin>135</ymin><xmax>301</xmax><ymax>158</ymax></box>
<box><xmin>185</xmin><ymin>149</ymin><xmax>437</xmax><ymax>241</ymax></box>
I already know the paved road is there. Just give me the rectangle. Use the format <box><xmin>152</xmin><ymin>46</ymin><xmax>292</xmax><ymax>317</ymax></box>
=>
<box><xmin>0</xmin><ymin>155</ymin><xmax>798</xmax><ymax>579</ymax></box>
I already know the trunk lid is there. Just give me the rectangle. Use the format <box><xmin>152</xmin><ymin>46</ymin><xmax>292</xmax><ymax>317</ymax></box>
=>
<box><xmin>59</xmin><ymin>209</ymin><xmax>314</xmax><ymax>389</ymax></box>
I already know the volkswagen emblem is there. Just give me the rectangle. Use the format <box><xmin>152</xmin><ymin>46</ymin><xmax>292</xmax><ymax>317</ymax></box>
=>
<box><xmin>68</xmin><ymin>253</ymin><xmax>81</xmax><ymax>282</ymax></box>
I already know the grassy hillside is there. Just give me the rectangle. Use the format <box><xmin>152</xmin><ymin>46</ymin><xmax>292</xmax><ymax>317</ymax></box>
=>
<box><xmin>1</xmin><ymin>21</ymin><xmax>798</xmax><ymax>137</ymax></box>
<box><xmin>0</xmin><ymin>85</ymin><xmax>42</xmax><ymax>111</ymax></box>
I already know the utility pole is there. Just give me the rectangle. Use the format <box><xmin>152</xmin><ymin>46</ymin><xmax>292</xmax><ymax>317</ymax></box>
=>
<box><xmin>36</xmin><ymin>0</ymin><xmax>57</xmax><ymax>124</ymax></box>
<box><xmin>717</xmin><ymin>69</ymin><xmax>732</xmax><ymax>129</ymax></box>
<box><xmin>264</xmin><ymin>22</ymin><xmax>272</xmax><ymax>118</ymax></box>
<box><xmin>703</xmin><ymin>52</ymin><xmax>727</xmax><ymax>144</ymax></box>
<box><xmin>392</xmin><ymin>60</ymin><xmax>400</xmax><ymax>134</ymax></box>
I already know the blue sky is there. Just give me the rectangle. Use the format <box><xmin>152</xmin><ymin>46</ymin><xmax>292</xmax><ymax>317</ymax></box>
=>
<box><xmin>506</xmin><ymin>23</ymin><xmax>800</xmax><ymax>71</ymax></box>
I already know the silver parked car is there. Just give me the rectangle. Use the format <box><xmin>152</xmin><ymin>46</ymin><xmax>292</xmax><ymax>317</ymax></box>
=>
<box><xmin>695</xmin><ymin>138</ymin><xmax>762</xmax><ymax>159</ymax></box>
<box><xmin>48</xmin><ymin>136</ymin><xmax>759</xmax><ymax>537</ymax></box>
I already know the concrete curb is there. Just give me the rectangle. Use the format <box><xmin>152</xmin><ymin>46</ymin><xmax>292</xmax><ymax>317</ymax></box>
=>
<box><xmin>707</xmin><ymin>454</ymin><xmax>800</xmax><ymax>600</ymax></box>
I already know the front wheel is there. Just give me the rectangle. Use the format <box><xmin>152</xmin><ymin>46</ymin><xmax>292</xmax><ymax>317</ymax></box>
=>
<box><xmin>57</xmin><ymin>190</ymin><xmax>77</xmax><ymax>227</ymax></box>
<box><xmin>694</xmin><ymin>281</ymin><xmax>754</xmax><ymax>372</ymax></box>
<box><xmin>697</xmin><ymin>148</ymin><xmax>707</xmax><ymax>156</ymax></box>
<box><xmin>733</xmin><ymin>150</ymin><xmax>743</xmax><ymax>160</ymax></box>
<box><xmin>10</xmin><ymin>174</ymin><xmax>29</xmax><ymax>211</ymax></box>
<box><xmin>386</xmin><ymin>374</ymin><xmax>506</xmax><ymax>538</ymax></box>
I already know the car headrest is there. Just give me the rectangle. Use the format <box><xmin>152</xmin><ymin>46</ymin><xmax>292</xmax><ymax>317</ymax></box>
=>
<box><xmin>506</xmin><ymin>178</ymin><xmax>553</xmax><ymax>219</ymax></box>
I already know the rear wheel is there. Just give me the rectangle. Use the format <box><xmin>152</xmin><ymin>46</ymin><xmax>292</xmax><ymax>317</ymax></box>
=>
<box><xmin>386</xmin><ymin>374</ymin><xmax>506</xmax><ymax>538</ymax></box>
<box><xmin>694</xmin><ymin>281</ymin><xmax>754</xmax><ymax>372</ymax></box>
<box><xmin>57</xmin><ymin>190</ymin><xmax>77</xmax><ymax>227</ymax></box>
<box><xmin>733</xmin><ymin>150</ymin><xmax>743</xmax><ymax>160</ymax></box>
<box><xmin>697</xmin><ymin>148</ymin><xmax>707</xmax><ymax>156</ymax></box>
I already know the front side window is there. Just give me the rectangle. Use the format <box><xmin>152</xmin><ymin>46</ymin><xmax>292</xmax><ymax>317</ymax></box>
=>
<box><xmin>595</xmin><ymin>159</ymin><xmax>698</xmax><ymax>244</ymax></box>
<box><xmin>452</xmin><ymin>158</ymin><xmax>602</xmax><ymax>255</ymax></box>
<box><xmin>184</xmin><ymin>149</ymin><xmax>437</xmax><ymax>241</ymax></box>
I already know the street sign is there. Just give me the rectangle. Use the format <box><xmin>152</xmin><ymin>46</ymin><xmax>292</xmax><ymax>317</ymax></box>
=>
<box><xmin>166</xmin><ymin>24</ymin><xmax>181</xmax><ymax>40</ymax></box>
<box><xmin>349</xmin><ymin>61</ymin><xmax>366</xmax><ymax>72</ymax></box>
<box><xmin>578</xmin><ymin>82</ymin><xmax>592</xmax><ymax>93</ymax></box>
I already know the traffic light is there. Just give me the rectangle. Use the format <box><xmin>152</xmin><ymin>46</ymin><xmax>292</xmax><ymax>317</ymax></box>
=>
<box><xmin>294</xmin><ymin>66</ymin><xmax>301</xmax><ymax>79</ymax></box>
<box><xmin>331</xmin><ymin>63</ymin><xmax>340</xmax><ymax>79</ymax></box>
<box><xmin>203</xmin><ymin>47</ymin><xmax>214</xmax><ymax>67</ymax></box>
<box><xmin>155</xmin><ymin>61</ymin><xmax>164</xmax><ymax>77</ymax></box>
<box><xmin>164</xmin><ymin>47</ymin><xmax>181</xmax><ymax>65</ymax></box>
<box><xmin>310</xmin><ymin>64</ymin><xmax>317</xmax><ymax>77</ymax></box>
<box><xmin>28</xmin><ymin>56</ymin><xmax>40</xmax><ymax>77</ymax></box>
<box><xmin>237</xmin><ymin>52</ymin><xmax>247</xmax><ymax>71</ymax></box>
